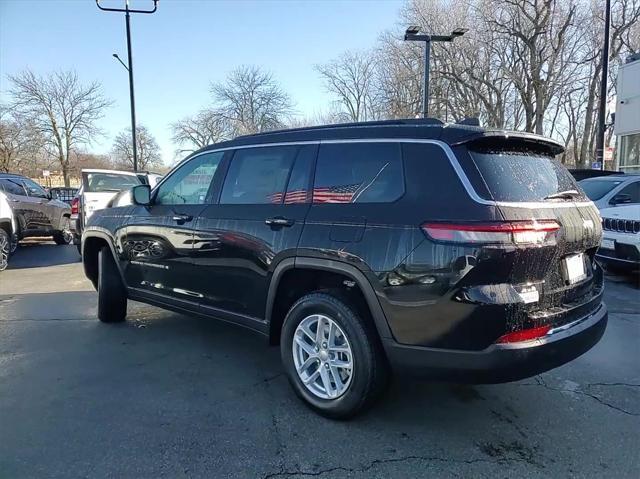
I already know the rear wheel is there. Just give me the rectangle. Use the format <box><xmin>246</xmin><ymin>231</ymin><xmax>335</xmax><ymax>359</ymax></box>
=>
<box><xmin>97</xmin><ymin>246</ymin><xmax>127</xmax><ymax>323</ymax></box>
<box><xmin>53</xmin><ymin>218</ymin><xmax>73</xmax><ymax>245</ymax></box>
<box><xmin>281</xmin><ymin>292</ymin><xmax>389</xmax><ymax>419</ymax></box>
<box><xmin>0</xmin><ymin>229</ymin><xmax>9</xmax><ymax>271</ymax></box>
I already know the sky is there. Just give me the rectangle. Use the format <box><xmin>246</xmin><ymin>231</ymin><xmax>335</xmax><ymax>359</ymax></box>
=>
<box><xmin>0</xmin><ymin>0</ymin><xmax>405</xmax><ymax>165</ymax></box>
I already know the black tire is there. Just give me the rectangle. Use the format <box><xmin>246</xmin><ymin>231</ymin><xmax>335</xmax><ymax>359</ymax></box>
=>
<box><xmin>53</xmin><ymin>218</ymin><xmax>73</xmax><ymax>245</ymax></box>
<box><xmin>0</xmin><ymin>228</ymin><xmax>9</xmax><ymax>272</ymax></box>
<box><xmin>281</xmin><ymin>292</ymin><xmax>389</xmax><ymax>419</ymax></box>
<box><xmin>97</xmin><ymin>246</ymin><xmax>127</xmax><ymax>323</ymax></box>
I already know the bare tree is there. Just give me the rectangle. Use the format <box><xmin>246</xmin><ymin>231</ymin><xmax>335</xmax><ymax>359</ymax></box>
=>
<box><xmin>171</xmin><ymin>108</ymin><xmax>232</xmax><ymax>151</ymax></box>
<box><xmin>8</xmin><ymin>70</ymin><xmax>111</xmax><ymax>186</ymax></box>
<box><xmin>0</xmin><ymin>105</ymin><xmax>43</xmax><ymax>173</ymax></box>
<box><xmin>211</xmin><ymin>65</ymin><xmax>294</xmax><ymax>135</ymax></box>
<box><xmin>111</xmin><ymin>125</ymin><xmax>162</xmax><ymax>171</ymax></box>
<box><xmin>315</xmin><ymin>50</ymin><xmax>381</xmax><ymax>122</ymax></box>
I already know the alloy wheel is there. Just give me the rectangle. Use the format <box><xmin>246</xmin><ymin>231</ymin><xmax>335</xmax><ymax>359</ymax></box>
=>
<box><xmin>292</xmin><ymin>314</ymin><xmax>354</xmax><ymax>400</ymax></box>
<box><xmin>0</xmin><ymin>233</ymin><xmax>9</xmax><ymax>271</ymax></box>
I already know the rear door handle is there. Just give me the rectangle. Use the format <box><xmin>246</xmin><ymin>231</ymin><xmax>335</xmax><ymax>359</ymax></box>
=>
<box><xmin>265</xmin><ymin>216</ymin><xmax>294</xmax><ymax>227</ymax></box>
<box><xmin>172</xmin><ymin>214</ymin><xmax>193</xmax><ymax>224</ymax></box>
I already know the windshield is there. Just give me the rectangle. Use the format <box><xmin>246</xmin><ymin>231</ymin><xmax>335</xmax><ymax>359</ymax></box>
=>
<box><xmin>579</xmin><ymin>179</ymin><xmax>623</xmax><ymax>201</ymax></box>
<box><xmin>467</xmin><ymin>149</ymin><xmax>584</xmax><ymax>202</ymax></box>
<box><xmin>84</xmin><ymin>173</ymin><xmax>140</xmax><ymax>193</ymax></box>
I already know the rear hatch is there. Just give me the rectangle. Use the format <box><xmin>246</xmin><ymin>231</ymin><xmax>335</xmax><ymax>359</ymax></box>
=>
<box><xmin>81</xmin><ymin>171</ymin><xmax>140</xmax><ymax>221</ymax></box>
<box><xmin>452</xmin><ymin>137</ymin><xmax>603</xmax><ymax>334</ymax></box>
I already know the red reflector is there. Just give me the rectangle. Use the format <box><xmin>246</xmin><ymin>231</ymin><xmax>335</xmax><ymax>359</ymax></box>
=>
<box><xmin>71</xmin><ymin>198</ymin><xmax>79</xmax><ymax>215</ymax></box>
<box><xmin>496</xmin><ymin>325</ymin><xmax>551</xmax><ymax>344</ymax></box>
<box><xmin>423</xmin><ymin>221</ymin><xmax>560</xmax><ymax>233</ymax></box>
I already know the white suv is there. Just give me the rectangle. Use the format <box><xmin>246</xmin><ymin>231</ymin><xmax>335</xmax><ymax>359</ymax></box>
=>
<box><xmin>597</xmin><ymin>204</ymin><xmax>640</xmax><ymax>273</ymax></box>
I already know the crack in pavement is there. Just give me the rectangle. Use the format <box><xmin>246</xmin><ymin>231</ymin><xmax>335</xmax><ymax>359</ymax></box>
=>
<box><xmin>530</xmin><ymin>376</ymin><xmax>640</xmax><ymax>417</ymax></box>
<box><xmin>261</xmin><ymin>454</ymin><xmax>538</xmax><ymax>479</ymax></box>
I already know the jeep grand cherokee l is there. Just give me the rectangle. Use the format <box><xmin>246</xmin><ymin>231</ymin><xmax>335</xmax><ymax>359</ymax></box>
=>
<box><xmin>81</xmin><ymin>119</ymin><xmax>607</xmax><ymax>418</ymax></box>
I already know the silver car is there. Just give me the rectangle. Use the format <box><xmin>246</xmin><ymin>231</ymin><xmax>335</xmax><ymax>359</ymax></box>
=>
<box><xmin>0</xmin><ymin>173</ymin><xmax>73</xmax><ymax>246</ymax></box>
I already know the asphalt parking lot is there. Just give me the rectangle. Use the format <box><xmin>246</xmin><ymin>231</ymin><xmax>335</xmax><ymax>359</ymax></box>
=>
<box><xmin>1</xmin><ymin>242</ymin><xmax>638</xmax><ymax>478</ymax></box>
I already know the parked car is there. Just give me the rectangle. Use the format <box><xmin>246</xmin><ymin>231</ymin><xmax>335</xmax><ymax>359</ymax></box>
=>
<box><xmin>48</xmin><ymin>187</ymin><xmax>78</xmax><ymax>206</ymax></box>
<box><xmin>71</xmin><ymin>169</ymin><xmax>142</xmax><ymax>249</ymax></box>
<box><xmin>0</xmin><ymin>173</ymin><xmax>72</xmax><ymax>247</ymax></box>
<box><xmin>596</xmin><ymin>204</ymin><xmax>640</xmax><ymax>274</ymax></box>
<box><xmin>81</xmin><ymin>119</ymin><xmax>607</xmax><ymax>418</ymax></box>
<box><xmin>579</xmin><ymin>174</ymin><xmax>640</xmax><ymax>210</ymax></box>
<box><xmin>0</xmin><ymin>190</ymin><xmax>17</xmax><ymax>271</ymax></box>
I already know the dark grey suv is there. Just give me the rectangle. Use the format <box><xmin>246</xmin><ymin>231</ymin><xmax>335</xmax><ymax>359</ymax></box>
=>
<box><xmin>0</xmin><ymin>173</ymin><xmax>73</xmax><ymax>247</ymax></box>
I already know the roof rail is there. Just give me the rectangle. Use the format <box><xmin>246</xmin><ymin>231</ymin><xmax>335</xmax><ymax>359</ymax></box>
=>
<box><xmin>237</xmin><ymin>118</ymin><xmax>445</xmax><ymax>139</ymax></box>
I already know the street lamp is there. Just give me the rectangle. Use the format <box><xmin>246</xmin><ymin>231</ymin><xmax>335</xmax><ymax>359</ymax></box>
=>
<box><xmin>404</xmin><ymin>25</ymin><xmax>468</xmax><ymax>118</ymax></box>
<box><xmin>96</xmin><ymin>0</ymin><xmax>159</xmax><ymax>172</ymax></box>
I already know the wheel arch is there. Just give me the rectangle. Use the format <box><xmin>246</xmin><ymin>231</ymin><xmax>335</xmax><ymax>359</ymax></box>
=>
<box><xmin>266</xmin><ymin>257</ymin><xmax>392</xmax><ymax>345</ymax></box>
<box><xmin>82</xmin><ymin>230</ymin><xmax>122</xmax><ymax>290</ymax></box>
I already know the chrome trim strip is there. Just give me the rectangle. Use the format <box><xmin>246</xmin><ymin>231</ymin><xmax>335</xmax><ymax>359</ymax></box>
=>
<box><xmin>166</xmin><ymin>138</ymin><xmax>594</xmax><ymax>211</ymax></box>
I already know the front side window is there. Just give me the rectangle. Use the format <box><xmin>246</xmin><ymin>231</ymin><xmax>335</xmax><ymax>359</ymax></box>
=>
<box><xmin>156</xmin><ymin>152</ymin><xmax>223</xmax><ymax>205</ymax></box>
<box><xmin>21</xmin><ymin>178</ymin><xmax>48</xmax><ymax>198</ymax></box>
<box><xmin>313</xmin><ymin>143</ymin><xmax>404</xmax><ymax>204</ymax></box>
<box><xmin>220</xmin><ymin>146</ymin><xmax>297</xmax><ymax>205</ymax></box>
<box><xmin>0</xmin><ymin>178</ymin><xmax>27</xmax><ymax>196</ymax></box>
<box><xmin>617</xmin><ymin>181</ymin><xmax>640</xmax><ymax>203</ymax></box>
<box><xmin>579</xmin><ymin>179</ymin><xmax>624</xmax><ymax>201</ymax></box>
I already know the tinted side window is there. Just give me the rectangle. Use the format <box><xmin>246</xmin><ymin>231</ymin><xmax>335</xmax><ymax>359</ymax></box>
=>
<box><xmin>21</xmin><ymin>178</ymin><xmax>48</xmax><ymax>198</ymax></box>
<box><xmin>313</xmin><ymin>143</ymin><xmax>404</xmax><ymax>204</ymax></box>
<box><xmin>220</xmin><ymin>146</ymin><xmax>297</xmax><ymax>205</ymax></box>
<box><xmin>156</xmin><ymin>151</ymin><xmax>223</xmax><ymax>205</ymax></box>
<box><xmin>0</xmin><ymin>178</ymin><xmax>27</xmax><ymax>196</ymax></box>
<box><xmin>284</xmin><ymin>145</ymin><xmax>315</xmax><ymax>204</ymax></box>
<box><xmin>617</xmin><ymin>181</ymin><xmax>640</xmax><ymax>203</ymax></box>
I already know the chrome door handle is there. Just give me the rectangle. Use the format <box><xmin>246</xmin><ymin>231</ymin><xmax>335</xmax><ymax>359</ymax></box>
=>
<box><xmin>172</xmin><ymin>214</ymin><xmax>193</xmax><ymax>224</ymax></box>
<box><xmin>265</xmin><ymin>217</ymin><xmax>294</xmax><ymax>227</ymax></box>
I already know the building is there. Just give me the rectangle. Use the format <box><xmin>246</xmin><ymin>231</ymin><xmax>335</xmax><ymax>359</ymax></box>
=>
<box><xmin>615</xmin><ymin>53</ymin><xmax>640</xmax><ymax>173</ymax></box>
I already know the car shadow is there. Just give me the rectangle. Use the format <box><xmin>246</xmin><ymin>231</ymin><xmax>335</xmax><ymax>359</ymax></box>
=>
<box><xmin>8</xmin><ymin>241</ymin><xmax>81</xmax><ymax>269</ymax></box>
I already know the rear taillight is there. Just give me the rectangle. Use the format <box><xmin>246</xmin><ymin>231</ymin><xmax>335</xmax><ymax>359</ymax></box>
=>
<box><xmin>496</xmin><ymin>325</ymin><xmax>551</xmax><ymax>344</ymax></box>
<box><xmin>71</xmin><ymin>197</ymin><xmax>79</xmax><ymax>215</ymax></box>
<box><xmin>421</xmin><ymin>220</ymin><xmax>560</xmax><ymax>245</ymax></box>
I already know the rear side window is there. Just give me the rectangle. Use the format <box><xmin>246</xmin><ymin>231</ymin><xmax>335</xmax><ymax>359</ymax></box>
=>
<box><xmin>220</xmin><ymin>146</ymin><xmax>297</xmax><ymax>204</ymax></box>
<box><xmin>313</xmin><ymin>143</ymin><xmax>404</xmax><ymax>203</ymax></box>
<box><xmin>466</xmin><ymin>148</ymin><xmax>583</xmax><ymax>202</ymax></box>
<box><xmin>0</xmin><ymin>178</ymin><xmax>27</xmax><ymax>196</ymax></box>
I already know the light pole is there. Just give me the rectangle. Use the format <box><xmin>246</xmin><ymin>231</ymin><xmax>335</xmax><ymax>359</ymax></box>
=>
<box><xmin>96</xmin><ymin>0</ymin><xmax>158</xmax><ymax>172</ymax></box>
<box><xmin>595</xmin><ymin>0</ymin><xmax>611</xmax><ymax>170</ymax></box>
<box><xmin>404</xmin><ymin>26</ymin><xmax>467</xmax><ymax>118</ymax></box>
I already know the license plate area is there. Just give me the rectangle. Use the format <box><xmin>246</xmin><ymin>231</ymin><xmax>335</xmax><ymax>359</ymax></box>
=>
<box><xmin>601</xmin><ymin>238</ymin><xmax>615</xmax><ymax>250</ymax></box>
<box><xmin>562</xmin><ymin>253</ymin><xmax>587</xmax><ymax>285</ymax></box>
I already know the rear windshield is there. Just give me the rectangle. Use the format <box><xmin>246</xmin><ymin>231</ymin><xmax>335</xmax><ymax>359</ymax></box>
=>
<box><xmin>84</xmin><ymin>173</ymin><xmax>140</xmax><ymax>193</ymax></box>
<box><xmin>579</xmin><ymin>179</ymin><xmax>624</xmax><ymax>201</ymax></box>
<box><xmin>467</xmin><ymin>149</ymin><xmax>583</xmax><ymax>202</ymax></box>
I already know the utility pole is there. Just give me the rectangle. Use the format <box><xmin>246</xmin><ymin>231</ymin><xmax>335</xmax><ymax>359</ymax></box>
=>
<box><xmin>595</xmin><ymin>0</ymin><xmax>611</xmax><ymax>170</ymax></box>
<box><xmin>404</xmin><ymin>26</ymin><xmax>467</xmax><ymax>118</ymax></box>
<box><xmin>96</xmin><ymin>0</ymin><xmax>159</xmax><ymax>172</ymax></box>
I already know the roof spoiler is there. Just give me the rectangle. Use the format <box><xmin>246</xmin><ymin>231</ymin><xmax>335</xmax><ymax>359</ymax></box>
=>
<box><xmin>451</xmin><ymin>130</ymin><xmax>565</xmax><ymax>156</ymax></box>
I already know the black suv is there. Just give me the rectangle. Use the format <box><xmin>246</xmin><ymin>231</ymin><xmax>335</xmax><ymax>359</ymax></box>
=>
<box><xmin>81</xmin><ymin>119</ymin><xmax>607</xmax><ymax>418</ymax></box>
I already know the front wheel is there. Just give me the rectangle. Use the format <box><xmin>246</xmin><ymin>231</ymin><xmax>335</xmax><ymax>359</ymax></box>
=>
<box><xmin>281</xmin><ymin>292</ymin><xmax>389</xmax><ymax>419</ymax></box>
<box><xmin>97</xmin><ymin>247</ymin><xmax>127</xmax><ymax>323</ymax></box>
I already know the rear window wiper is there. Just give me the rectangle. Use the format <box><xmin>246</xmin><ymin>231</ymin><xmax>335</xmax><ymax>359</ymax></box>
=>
<box><xmin>544</xmin><ymin>189</ymin><xmax>580</xmax><ymax>200</ymax></box>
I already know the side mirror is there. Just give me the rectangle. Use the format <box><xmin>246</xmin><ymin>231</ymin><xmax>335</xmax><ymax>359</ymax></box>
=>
<box><xmin>610</xmin><ymin>193</ymin><xmax>631</xmax><ymax>205</ymax></box>
<box><xmin>132</xmin><ymin>184</ymin><xmax>151</xmax><ymax>206</ymax></box>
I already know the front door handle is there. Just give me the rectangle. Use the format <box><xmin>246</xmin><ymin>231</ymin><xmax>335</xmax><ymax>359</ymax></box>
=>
<box><xmin>172</xmin><ymin>213</ymin><xmax>193</xmax><ymax>224</ymax></box>
<box><xmin>265</xmin><ymin>216</ymin><xmax>294</xmax><ymax>227</ymax></box>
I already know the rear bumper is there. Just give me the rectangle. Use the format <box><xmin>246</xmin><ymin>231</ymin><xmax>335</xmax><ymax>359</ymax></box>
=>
<box><xmin>383</xmin><ymin>302</ymin><xmax>607</xmax><ymax>383</ymax></box>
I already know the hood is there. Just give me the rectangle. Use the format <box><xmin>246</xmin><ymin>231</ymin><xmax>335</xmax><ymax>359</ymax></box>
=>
<box><xmin>599</xmin><ymin>204</ymin><xmax>640</xmax><ymax>221</ymax></box>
